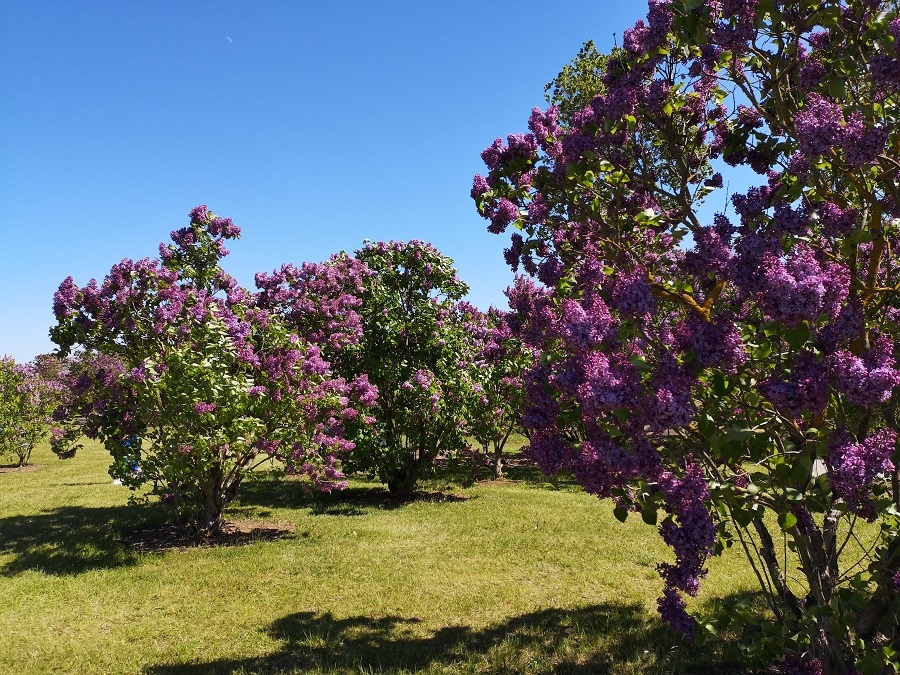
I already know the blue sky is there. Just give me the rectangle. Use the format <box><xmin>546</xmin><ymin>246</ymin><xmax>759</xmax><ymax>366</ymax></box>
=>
<box><xmin>0</xmin><ymin>1</ymin><xmax>649</xmax><ymax>362</ymax></box>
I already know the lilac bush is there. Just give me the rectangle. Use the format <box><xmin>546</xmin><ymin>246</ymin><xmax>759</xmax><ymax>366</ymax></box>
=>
<box><xmin>474</xmin><ymin>1</ymin><xmax>900</xmax><ymax>671</ymax></box>
<box><xmin>462</xmin><ymin>305</ymin><xmax>535</xmax><ymax>479</ymax></box>
<box><xmin>0</xmin><ymin>356</ymin><xmax>62</xmax><ymax>466</ymax></box>
<box><xmin>257</xmin><ymin>241</ymin><xmax>480</xmax><ymax>496</ymax></box>
<box><xmin>51</xmin><ymin>206</ymin><xmax>375</xmax><ymax>534</ymax></box>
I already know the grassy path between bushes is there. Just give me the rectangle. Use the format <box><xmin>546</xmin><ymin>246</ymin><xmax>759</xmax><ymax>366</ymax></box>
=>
<box><xmin>0</xmin><ymin>439</ymin><xmax>760</xmax><ymax>674</ymax></box>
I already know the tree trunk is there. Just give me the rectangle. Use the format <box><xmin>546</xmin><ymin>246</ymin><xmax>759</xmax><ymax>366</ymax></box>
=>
<box><xmin>191</xmin><ymin>466</ymin><xmax>240</xmax><ymax>535</ymax></box>
<box><xmin>386</xmin><ymin>464</ymin><xmax>419</xmax><ymax>497</ymax></box>
<box><xmin>493</xmin><ymin>446</ymin><xmax>504</xmax><ymax>480</ymax></box>
<box><xmin>788</xmin><ymin>510</ymin><xmax>848</xmax><ymax>675</ymax></box>
<box><xmin>198</xmin><ymin>496</ymin><xmax>225</xmax><ymax>536</ymax></box>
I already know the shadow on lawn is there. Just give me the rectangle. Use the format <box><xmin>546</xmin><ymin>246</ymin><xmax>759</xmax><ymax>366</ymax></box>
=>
<box><xmin>0</xmin><ymin>504</ymin><xmax>167</xmax><ymax>576</ymax></box>
<box><xmin>145</xmin><ymin>600</ymin><xmax>752</xmax><ymax>675</ymax></box>
<box><xmin>235</xmin><ymin>478</ymin><xmax>470</xmax><ymax>518</ymax></box>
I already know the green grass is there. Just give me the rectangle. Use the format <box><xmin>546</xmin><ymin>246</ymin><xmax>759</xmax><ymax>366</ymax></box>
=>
<box><xmin>0</xmin><ymin>439</ymin><xmax>762</xmax><ymax>674</ymax></box>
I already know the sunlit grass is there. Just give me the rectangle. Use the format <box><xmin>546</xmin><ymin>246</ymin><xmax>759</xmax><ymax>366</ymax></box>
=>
<box><xmin>0</xmin><ymin>438</ymin><xmax>761</xmax><ymax>674</ymax></box>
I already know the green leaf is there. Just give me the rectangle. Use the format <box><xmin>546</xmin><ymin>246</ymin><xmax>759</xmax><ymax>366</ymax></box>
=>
<box><xmin>827</xmin><ymin>77</ymin><xmax>847</xmax><ymax>99</ymax></box>
<box><xmin>784</xmin><ymin>322</ymin><xmax>810</xmax><ymax>349</ymax></box>
<box><xmin>778</xmin><ymin>512</ymin><xmax>797</xmax><ymax>531</ymax></box>
<box><xmin>733</xmin><ymin>507</ymin><xmax>754</xmax><ymax>527</ymax></box>
<box><xmin>613</xmin><ymin>506</ymin><xmax>629</xmax><ymax>523</ymax></box>
<box><xmin>628</xmin><ymin>355</ymin><xmax>654</xmax><ymax>372</ymax></box>
<box><xmin>849</xmin><ymin>229</ymin><xmax>873</xmax><ymax>245</ymax></box>
<box><xmin>641</xmin><ymin>506</ymin><xmax>658</xmax><ymax>526</ymax></box>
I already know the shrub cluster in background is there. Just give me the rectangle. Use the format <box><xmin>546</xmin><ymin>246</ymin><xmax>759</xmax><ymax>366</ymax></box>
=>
<box><xmin>0</xmin><ymin>355</ymin><xmax>62</xmax><ymax>466</ymax></box>
<box><xmin>257</xmin><ymin>241</ymin><xmax>530</xmax><ymax>495</ymax></box>
<box><xmin>48</xmin><ymin>208</ymin><xmax>530</xmax><ymax>530</ymax></box>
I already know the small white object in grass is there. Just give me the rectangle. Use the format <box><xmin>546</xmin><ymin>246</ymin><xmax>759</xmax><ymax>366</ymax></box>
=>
<box><xmin>112</xmin><ymin>478</ymin><xmax>123</xmax><ymax>485</ymax></box>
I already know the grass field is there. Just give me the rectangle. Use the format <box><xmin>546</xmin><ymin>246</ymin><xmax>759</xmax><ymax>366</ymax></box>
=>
<box><xmin>0</xmin><ymin>439</ymin><xmax>761</xmax><ymax>674</ymax></box>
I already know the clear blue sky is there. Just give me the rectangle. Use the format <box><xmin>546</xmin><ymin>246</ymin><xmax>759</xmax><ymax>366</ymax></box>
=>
<box><xmin>0</xmin><ymin>1</ymin><xmax>648</xmax><ymax>363</ymax></box>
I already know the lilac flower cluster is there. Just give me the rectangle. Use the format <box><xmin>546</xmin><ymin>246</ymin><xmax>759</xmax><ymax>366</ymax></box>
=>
<box><xmin>755</xmin><ymin>246</ymin><xmax>848</xmax><ymax>326</ymax></box>
<box><xmin>827</xmin><ymin>335</ymin><xmax>900</xmax><ymax>407</ymax></box>
<box><xmin>782</xmin><ymin>656</ymin><xmax>823</xmax><ymax>675</ymax></box>
<box><xmin>759</xmin><ymin>351</ymin><xmax>828</xmax><ymax>419</ymax></box>
<box><xmin>254</xmin><ymin>255</ymin><xmax>372</xmax><ymax>352</ymax></box>
<box><xmin>794</xmin><ymin>94</ymin><xmax>844</xmax><ymax>156</ymax></box>
<box><xmin>827</xmin><ymin>428</ymin><xmax>896</xmax><ymax>519</ymax></box>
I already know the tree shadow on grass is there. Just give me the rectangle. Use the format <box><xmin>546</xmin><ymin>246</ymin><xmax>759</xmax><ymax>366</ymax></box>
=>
<box><xmin>145</xmin><ymin>599</ymin><xmax>755</xmax><ymax>675</ymax></box>
<box><xmin>234</xmin><ymin>477</ymin><xmax>470</xmax><ymax>518</ymax></box>
<box><xmin>0</xmin><ymin>503</ymin><xmax>167</xmax><ymax>576</ymax></box>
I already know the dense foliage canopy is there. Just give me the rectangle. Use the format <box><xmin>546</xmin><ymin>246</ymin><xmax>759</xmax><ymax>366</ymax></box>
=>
<box><xmin>51</xmin><ymin>207</ymin><xmax>376</xmax><ymax>533</ymax></box>
<box><xmin>257</xmin><ymin>241</ymin><xmax>500</xmax><ymax>495</ymax></box>
<box><xmin>474</xmin><ymin>1</ymin><xmax>900</xmax><ymax>672</ymax></box>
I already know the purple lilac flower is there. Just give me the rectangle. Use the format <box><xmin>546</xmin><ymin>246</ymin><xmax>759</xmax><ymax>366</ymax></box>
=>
<box><xmin>736</xmin><ymin>105</ymin><xmax>762</xmax><ymax>128</ymax></box>
<box><xmin>646</xmin><ymin>0</ymin><xmax>673</xmax><ymax>50</ymax></box>
<box><xmin>870</xmin><ymin>54</ymin><xmax>900</xmax><ymax>86</ymax></box>
<box><xmin>170</xmin><ymin>227</ymin><xmax>195</xmax><ymax>249</ymax></box>
<box><xmin>529</xmin><ymin>111</ymin><xmax>562</xmax><ymax>159</ymax></box>
<box><xmin>787</xmin><ymin>152</ymin><xmax>811</xmax><ymax>180</ymax></box>
<box><xmin>53</xmin><ymin>277</ymin><xmax>80</xmax><ymax>319</ymax></box>
<box><xmin>645</xmin><ymin>358</ymin><xmax>695</xmax><ymax>431</ymax></box>
<box><xmin>658</xmin><ymin>588</ymin><xmax>696</xmax><ymax>639</ymax></box>
<box><xmin>798</xmin><ymin>58</ymin><xmax>825</xmax><ymax>90</ymax></box>
<box><xmin>731</xmin><ymin>185</ymin><xmax>772</xmax><ymax>221</ymax></box>
<box><xmin>682</xmin><ymin>225</ymin><xmax>732</xmax><ymax>278</ymax></box>
<box><xmin>828</xmin><ymin>335</ymin><xmax>900</xmax><ymax>407</ymax></box>
<box><xmin>571</xmin><ymin>436</ymin><xmax>638</xmax><ymax>498</ymax></box>
<box><xmin>677</xmin><ymin>316</ymin><xmax>746</xmax><ymax>372</ymax></box>
<box><xmin>759</xmin><ymin>350</ymin><xmax>828</xmax><ymax>418</ymax></box>
<box><xmin>817</xmin><ymin>202</ymin><xmax>856</xmax><ymax>237</ymax></box>
<box><xmin>623</xmin><ymin>20</ymin><xmax>650</xmax><ymax>54</ymax></box>
<box><xmin>794</xmin><ymin>94</ymin><xmax>843</xmax><ymax>156</ymax></box>
<box><xmin>488</xmin><ymin>199</ymin><xmax>520</xmax><ymax>234</ymax></box>
<box><xmin>576</xmin><ymin>352</ymin><xmax>639</xmax><ymax>415</ymax></box>
<box><xmin>524</xmin><ymin>429</ymin><xmax>571</xmax><ymax>475</ymax></box>
<box><xmin>559</xmin><ymin>297</ymin><xmax>613</xmax><ymax>351</ymax></box>
<box><xmin>610</xmin><ymin>272</ymin><xmax>657</xmax><ymax>317</ymax></box>
<box><xmin>756</xmin><ymin>246</ymin><xmax>848</xmax><ymax>326</ymax></box>
<box><xmin>471</xmin><ymin>174</ymin><xmax>490</xmax><ymax>200</ymax></box>
<box><xmin>188</xmin><ymin>205</ymin><xmax>209</xmax><ymax>224</ymax></box>
<box><xmin>827</xmin><ymin>427</ymin><xmax>896</xmax><ymax>519</ymax></box>
<box><xmin>773</xmin><ymin>203</ymin><xmax>809</xmax><ymax>235</ymax></box>
<box><xmin>783</xmin><ymin>656</ymin><xmax>823</xmax><ymax>675</ymax></box>
<box><xmin>841</xmin><ymin>111</ymin><xmax>887</xmax><ymax>166</ymax></box>
<box><xmin>809</xmin><ymin>30</ymin><xmax>831</xmax><ymax>50</ymax></box>
<box><xmin>520</xmin><ymin>366</ymin><xmax>560</xmax><ymax>431</ymax></box>
<box><xmin>193</xmin><ymin>402</ymin><xmax>217</xmax><ymax>415</ymax></box>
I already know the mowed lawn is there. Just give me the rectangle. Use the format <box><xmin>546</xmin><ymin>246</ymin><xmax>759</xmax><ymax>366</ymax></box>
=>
<box><xmin>0</xmin><ymin>439</ymin><xmax>760</xmax><ymax>674</ymax></box>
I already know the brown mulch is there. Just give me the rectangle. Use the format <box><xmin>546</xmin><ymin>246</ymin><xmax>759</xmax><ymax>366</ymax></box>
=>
<box><xmin>124</xmin><ymin>519</ymin><xmax>296</xmax><ymax>554</ymax></box>
<box><xmin>0</xmin><ymin>464</ymin><xmax>43</xmax><ymax>474</ymax></box>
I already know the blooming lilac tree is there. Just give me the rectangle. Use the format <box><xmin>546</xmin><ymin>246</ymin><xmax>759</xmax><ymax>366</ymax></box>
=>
<box><xmin>462</xmin><ymin>306</ymin><xmax>534</xmax><ymax>479</ymax></box>
<box><xmin>51</xmin><ymin>206</ymin><xmax>375</xmax><ymax>534</ymax></box>
<box><xmin>0</xmin><ymin>356</ymin><xmax>62</xmax><ymax>466</ymax></box>
<box><xmin>474</xmin><ymin>1</ymin><xmax>900</xmax><ymax>671</ymax></box>
<box><xmin>257</xmin><ymin>241</ymin><xmax>478</xmax><ymax>496</ymax></box>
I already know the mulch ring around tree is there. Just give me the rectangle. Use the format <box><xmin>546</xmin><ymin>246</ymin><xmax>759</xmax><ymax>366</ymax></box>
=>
<box><xmin>0</xmin><ymin>464</ymin><xmax>43</xmax><ymax>474</ymax></box>
<box><xmin>124</xmin><ymin>519</ymin><xmax>296</xmax><ymax>554</ymax></box>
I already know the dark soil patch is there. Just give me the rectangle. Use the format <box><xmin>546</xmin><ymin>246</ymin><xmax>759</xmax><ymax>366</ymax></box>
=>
<box><xmin>0</xmin><ymin>464</ymin><xmax>43</xmax><ymax>474</ymax></box>
<box><xmin>477</xmin><ymin>479</ymin><xmax>515</xmax><ymax>486</ymax></box>
<box><xmin>124</xmin><ymin>519</ymin><xmax>296</xmax><ymax>554</ymax></box>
